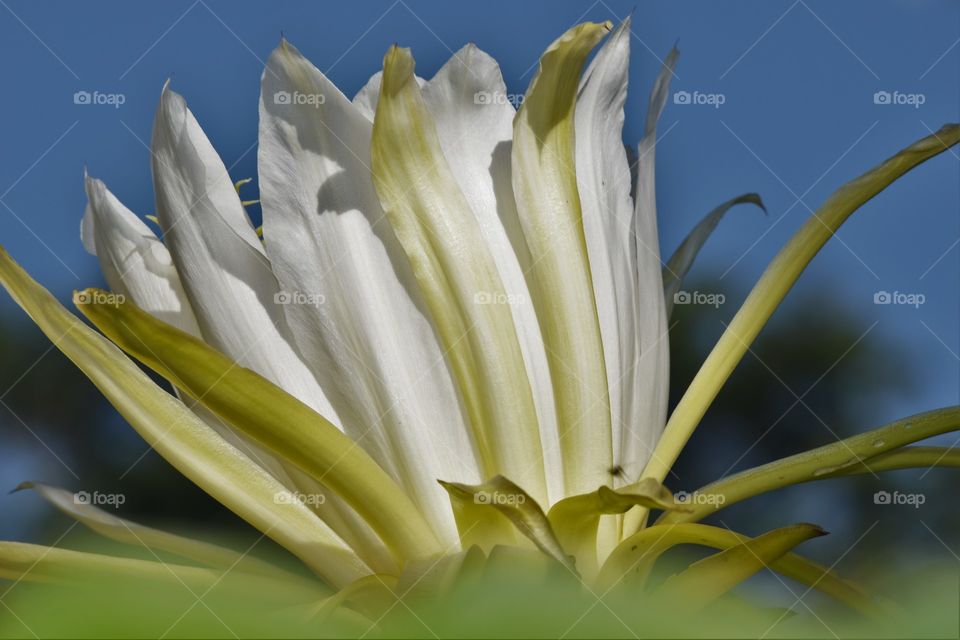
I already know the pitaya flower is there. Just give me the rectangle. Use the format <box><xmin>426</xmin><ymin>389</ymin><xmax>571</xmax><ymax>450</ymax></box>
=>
<box><xmin>1</xmin><ymin>18</ymin><xmax>957</xmax><ymax>631</ymax></box>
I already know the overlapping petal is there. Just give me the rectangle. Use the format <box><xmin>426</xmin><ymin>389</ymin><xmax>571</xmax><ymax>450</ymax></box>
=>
<box><xmin>151</xmin><ymin>84</ymin><xmax>341</xmax><ymax>424</ymax></box>
<box><xmin>352</xmin><ymin>70</ymin><xmax>425</xmax><ymax>121</ymax></box>
<box><xmin>82</xmin><ymin>173</ymin><xmax>320</xmax><ymax>514</ymax></box>
<box><xmin>258</xmin><ymin>39</ymin><xmax>480</xmax><ymax>545</ymax></box>
<box><xmin>623</xmin><ymin>47</ymin><xmax>678</xmax><ymax>488</ymax></box>
<box><xmin>370</xmin><ymin>45</ymin><xmax>548</xmax><ymax>505</ymax></box>
<box><xmin>574</xmin><ymin>20</ymin><xmax>638</xmax><ymax>482</ymax></box>
<box><xmin>511</xmin><ymin>22</ymin><xmax>613</xmax><ymax>498</ymax></box>
<box><xmin>420</xmin><ymin>44</ymin><xmax>563</xmax><ymax>504</ymax></box>
<box><xmin>81</xmin><ymin>174</ymin><xmax>199</xmax><ymax>336</ymax></box>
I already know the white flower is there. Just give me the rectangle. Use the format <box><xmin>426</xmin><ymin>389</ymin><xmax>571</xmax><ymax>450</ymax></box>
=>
<box><xmin>1</xmin><ymin>17</ymin><xmax>956</xmax><ymax>603</ymax></box>
<box><xmin>78</xmin><ymin>19</ymin><xmax>671</xmax><ymax>567</ymax></box>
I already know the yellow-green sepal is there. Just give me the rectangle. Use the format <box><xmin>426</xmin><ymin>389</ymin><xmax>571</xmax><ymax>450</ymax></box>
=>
<box><xmin>597</xmin><ymin>522</ymin><xmax>877</xmax><ymax>615</ymax></box>
<box><xmin>547</xmin><ymin>479</ymin><xmax>685</xmax><ymax>580</ymax></box>
<box><xmin>0</xmin><ymin>249</ymin><xmax>368</xmax><ymax>587</ymax></box>
<box><xmin>657</xmin><ymin>406</ymin><xmax>960</xmax><ymax>526</ymax></box>
<box><xmin>651</xmin><ymin>523</ymin><xmax>826</xmax><ymax>612</ymax></box>
<box><xmin>439</xmin><ymin>476</ymin><xmax>572</xmax><ymax>572</ymax></box>
<box><xmin>74</xmin><ymin>288</ymin><xmax>442</xmax><ymax>562</ymax></box>
<box><xmin>642</xmin><ymin>125</ymin><xmax>960</xmax><ymax>492</ymax></box>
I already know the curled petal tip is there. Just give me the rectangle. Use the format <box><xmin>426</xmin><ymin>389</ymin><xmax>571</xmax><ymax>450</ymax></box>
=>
<box><xmin>385</xmin><ymin>43</ymin><xmax>411</xmax><ymax>59</ymax></box>
<box><xmin>750</xmin><ymin>193</ymin><xmax>768</xmax><ymax>214</ymax></box>
<box><xmin>381</xmin><ymin>45</ymin><xmax>416</xmax><ymax>94</ymax></box>
<box><xmin>10</xmin><ymin>481</ymin><xmax>33</xmax><ymax>495</ymax></box>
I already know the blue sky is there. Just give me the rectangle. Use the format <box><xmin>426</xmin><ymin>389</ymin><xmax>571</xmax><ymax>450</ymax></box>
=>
<box><xmin>0</xmin><ymin>0</ymin><xmax>957</xmax><ymax>429</ymax></box>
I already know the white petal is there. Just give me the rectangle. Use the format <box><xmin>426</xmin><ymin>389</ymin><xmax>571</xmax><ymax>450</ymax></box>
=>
<box><xmin>574</xmin><ymin>20</ymin><xmax>638</xmax><ymax>480</ymax></box>
<box><xmin>88</xmin><ymin>101</ymin><xmax>386</xmax><ymax>571</ymax></box>
<box><xmin>258</xmin><ymin>40</ymin><xmax>481</xmax><ymax>544</ymax></box>
<box><xmin>371</xmin><ymin>46</ymin><xmax>548</xmax><ymax>506</ymax></box>
<box><xmin>421</xmin><ymin>44</ymin><xmax>563</xmax><ymax>505</ymax></box>
<box><xmin>623</xmin><ymin>47</ymin><xmax>679</xmax><ymax>480</ymax></box>
<box><xmin>151</xmin><ymin>84</ymin><xmax>341</xmax><ymax>424</ymax></box>
<box><xmin>82</xmin><ymin>176</ymin><xmax>333</xmax><ymax>509</ymax></box>
<box><xmin>82</xmin><ymin>174</ymin><xmax>200</xmax><ymax>336</ymax></box>
<box><xmin>352</xmin><ymin>71</ymin><xmax>381</xmax><ymax>121</ymax></box>
<box><xmin>82</xmin><ymin>175</ymin><xmax>315</xmax><ymax>515</ymax></box>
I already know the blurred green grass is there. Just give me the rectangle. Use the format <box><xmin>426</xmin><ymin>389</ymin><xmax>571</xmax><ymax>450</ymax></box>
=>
<box><xmin>1</xmin><ymin>558</ymin><xmax>956</xmax><ymax>638</ymax></box>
